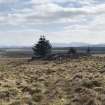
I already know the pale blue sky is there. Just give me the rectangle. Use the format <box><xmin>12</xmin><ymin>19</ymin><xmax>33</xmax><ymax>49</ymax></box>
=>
<box><xmin>0</xmin><ymin>0</ymin><xmax>105</xmax><ymax>46</ymax></box>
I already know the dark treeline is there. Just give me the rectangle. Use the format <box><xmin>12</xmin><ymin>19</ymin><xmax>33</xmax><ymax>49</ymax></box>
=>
<box><xmin>32</xmin><ymin>36</ymin><xmax>91</xmax><ymax>60</ymax></box>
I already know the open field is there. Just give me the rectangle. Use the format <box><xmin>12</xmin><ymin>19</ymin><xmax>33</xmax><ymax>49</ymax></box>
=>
<box><xmin>0</xmin><ymin>56</ymin><xmax>105</xmax><ymax>105</ymax></box>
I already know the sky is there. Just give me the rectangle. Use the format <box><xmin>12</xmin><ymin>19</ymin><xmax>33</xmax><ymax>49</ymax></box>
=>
<box><xmin>0</xmin><ymin>0</ymin><xmax>105</xmax><ymax>46</ymax></box>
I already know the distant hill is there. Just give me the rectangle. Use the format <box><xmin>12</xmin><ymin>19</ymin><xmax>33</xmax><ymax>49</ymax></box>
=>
<box><xmin>52</xmin><ymin>43</ymin><xmax>105</xmax><ymax>48</ymax></box>
<box><xmin>0</xmin><ymin>42</ymin><xmax>105</xmax><ymax>49</ymax></box>
<box><xmin>52</xmin><ymin>42</ymin><xmax>90</xmax><ymax>47</ymax></box>
<box><xmin>91</xmin><ymin>44</ymin><xmax>105</xmax><ymax>47</ymax></box>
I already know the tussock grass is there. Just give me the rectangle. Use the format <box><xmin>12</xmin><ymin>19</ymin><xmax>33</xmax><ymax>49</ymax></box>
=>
<box><xmin>0</xmin><ymin>57</ymin><xmax>105</xmax><ymax>105</ymax></box>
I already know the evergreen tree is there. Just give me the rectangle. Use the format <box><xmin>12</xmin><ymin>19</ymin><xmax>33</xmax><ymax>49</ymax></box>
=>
<box><xmin>32</xmin><ymin>36</ymin><xmax>52</xmax><ymax>58</ymax></box>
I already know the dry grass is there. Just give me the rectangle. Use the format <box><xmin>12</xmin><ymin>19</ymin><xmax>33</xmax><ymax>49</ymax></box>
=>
<box><xmin>0</xmin><ymin>56</ymin><xmax>105</xmax><ymax>105</ymax></box>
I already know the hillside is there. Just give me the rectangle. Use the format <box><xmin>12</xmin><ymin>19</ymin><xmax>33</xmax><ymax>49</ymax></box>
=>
<box><xmin>0</xmin><ymin>56</ymin><xmax>105</xmax><ymax>105</ymax></box>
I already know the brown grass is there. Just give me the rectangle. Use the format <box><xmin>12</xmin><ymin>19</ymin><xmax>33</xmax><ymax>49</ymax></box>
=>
<box><xmin>0</xmin><ymin>56</ymin><xmax>105</xmax><ymax>105</ymax></box>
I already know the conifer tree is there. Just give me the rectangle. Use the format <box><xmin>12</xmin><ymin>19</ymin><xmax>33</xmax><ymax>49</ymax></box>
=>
<box><xmin>33</xmin><ymin>36</ymin><xmax>52</xmax><ymax>58</ymax></box>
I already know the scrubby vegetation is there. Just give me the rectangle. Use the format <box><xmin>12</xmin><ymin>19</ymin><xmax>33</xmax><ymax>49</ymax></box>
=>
<box><xmin>0</xmin><ymin>56</ymin><xmax>105</xmax><ymax>105</ymax></box>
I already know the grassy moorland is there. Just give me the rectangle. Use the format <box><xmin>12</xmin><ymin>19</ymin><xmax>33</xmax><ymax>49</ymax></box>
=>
<box><xmin>0</xmin><ymin>56</ymin><xmax>105</xmax><ymax>105</ymax></box>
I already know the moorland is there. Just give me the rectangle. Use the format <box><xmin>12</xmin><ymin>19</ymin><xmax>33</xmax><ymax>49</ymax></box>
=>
<box><xmin>0</xmin><ymin>55</ymin><xmax>105</xmax><ymax>105</ymax></box>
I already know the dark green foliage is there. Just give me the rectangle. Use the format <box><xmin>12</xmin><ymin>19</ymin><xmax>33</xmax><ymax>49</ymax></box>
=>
<box><xmin>68</xmin><ymin>47</ymin><xmax>77</xmax><ymax>54</ymax></box>
<box><xmin>32</xmin><ymin>36</ymin><xmax>52</xmax><ymax>58</ymax></box>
